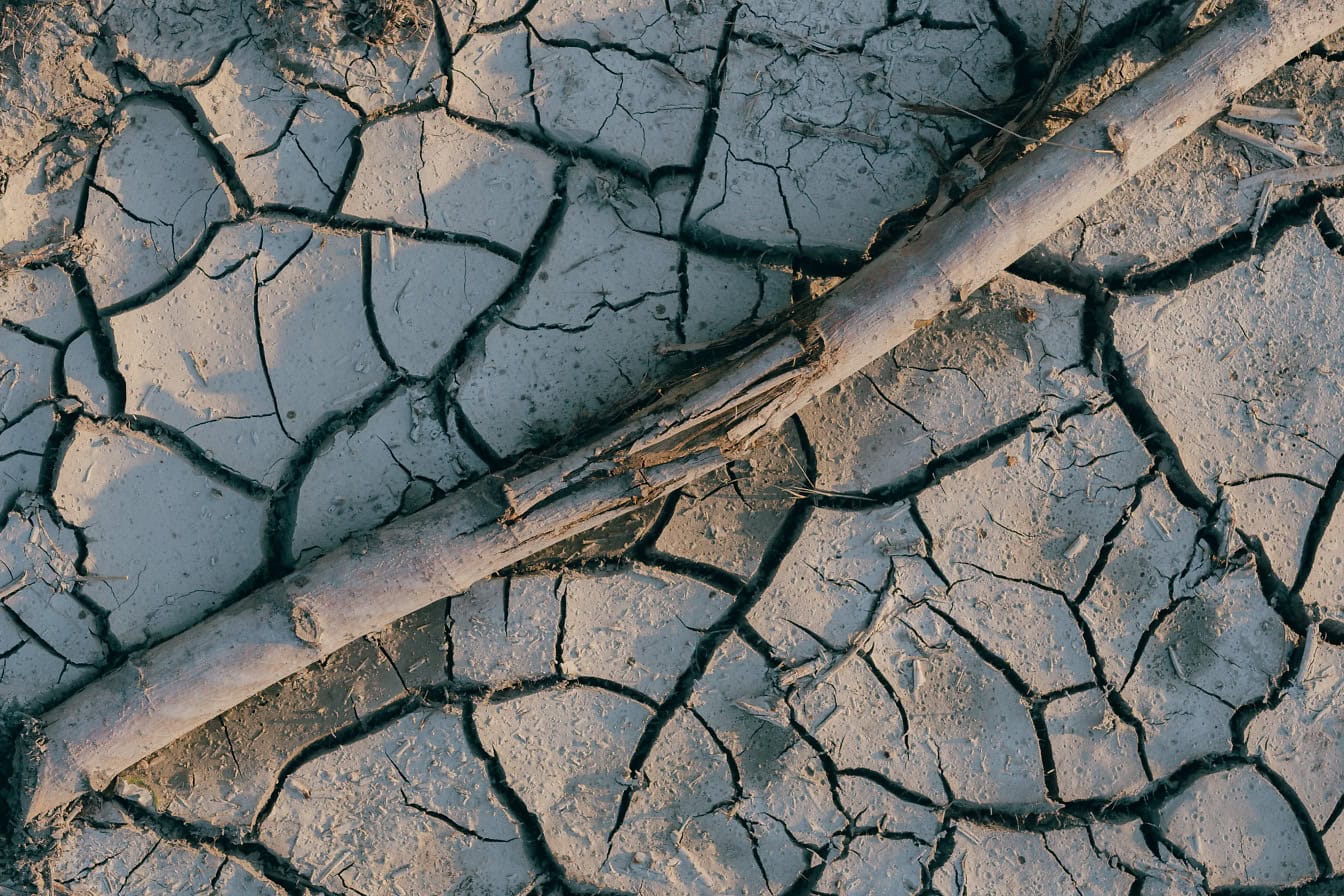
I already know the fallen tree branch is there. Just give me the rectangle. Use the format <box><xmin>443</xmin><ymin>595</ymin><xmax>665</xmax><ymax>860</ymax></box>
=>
<box><xmin>14</xmin><ymin>0</ymin><xmax>1344</xmax><ymax>824</ymax></box>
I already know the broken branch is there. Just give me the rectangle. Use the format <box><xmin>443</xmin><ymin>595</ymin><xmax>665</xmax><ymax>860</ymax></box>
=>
<box><xmin>14</xmin><ymin>0</ymin><xmax>1344</xmax><ymax>824</ymax></box>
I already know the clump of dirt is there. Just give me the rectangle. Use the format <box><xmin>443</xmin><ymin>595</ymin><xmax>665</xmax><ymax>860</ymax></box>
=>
<box><xmin>257</xmin><ymin>0</ymin><xmax>431</xmax><ymax>46</ymax></box>
<box><xmin>0</xmin><ymin>0</ymin><xmax>114</xmax><ymax>256</ymax></box>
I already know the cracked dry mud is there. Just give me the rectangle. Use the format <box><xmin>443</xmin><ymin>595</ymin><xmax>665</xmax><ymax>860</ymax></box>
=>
<box><xmin>4</xmin><ymin>0</ymin><xmax>1344</xmax><ymax>892</ymax></box>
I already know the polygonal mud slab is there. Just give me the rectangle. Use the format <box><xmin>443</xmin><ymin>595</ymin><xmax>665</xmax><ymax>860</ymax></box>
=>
<box><xmin>41</xmin><ymin>806</ymin><xmax>284</xmax><ymax>896</ymax></box>
<box><xmin>915</xmin><ymin>400</ymin><xmax>1150</xmax><ymax>598</ymax></box>
<box><xmin>652</xmin><ymin>422</ymin><xmax>807</xmax><ymax>579</ymax></box>
<box><xmin>1114</xmin><ymin>224</ymin><xmax>1344</xmax><ymax>593</ymax></box>
<box><xmin>123</xmin><ymin>600</ymin><xmax>447</xmax><ymax>832</ymax></box>
<box><xmin>102</xmin><ymin>0</ymin><xmax>258</xmax><ymax>85</ymax></box>
<box><xmin>0</xmin><ymin>407</ymin><xmax>54</xmax><ymax>518</ymax></box>
<box><xmin>802</xmin><ymin>275</ymin><xmax>1088</xmax><ymax>494</ymax></box>
<box><xmin>0</xmin><ymin>492</ymin><xmax>107</xmax><ymax>711</ymax></box>
<box><xmin>1161</xmin><ymin>766</ymin><xmax>1319</xmax><ymax>889</ymax></box>
<box><xmin>454</xmin><ymin>164</ymin><xmax>692</xmax><ymax>454</ymax></box>
<box><xmin>366</xmin><ymin>235</ymin><xmax>518</xmax><ymax>377</ymax></box>
<box><xmin>686</xmin><ymin>22</ymin><xmax>1009</xmax><ymax>252</ymax></box>
<box><xmin>290</xmin><ymin>384</ymin><xmax>486</xmax><ymax>562</ymax></box>
<box><xmin>1119</xmin><ymin>562</ymin><xmax>1290</xmax><ymax>777</ymax></box>
<box><xmin>109</xmin><ymin>224</ymin><xmax>295</xmax><ymax>486</ymax></box>
<box><xmin>0</xmin><ymin>266</ymin><xmax>84</xmax><ymax>342</ymax></box>
<box><xmin>189</xmin><ymin>42</ymin><xmax>357</xmax><ymax>211</ymax></box>
<box><xmin>0</xmin><ymin>495</ymin><xmax>104</xmax><ymax>665</ymax></box>
<box><xmin>1245</xmin><ymin>637</ymin><xmax>1344</xmax><ymax>864</ymax></box>
<box><xmin>471</xmin><ymin>685</ymin><xmax>656</xmax><ymax>881</ymax></box>
<box><xmin>254</xmin><ymin>226</ymin><xmax>390</xmax><ymax>438</ymax></box>
<box><xmin>448</xmin><ymin>575</ymin><xmax>562</xmax><ymax>688</ymax></box>
<box><xmin>82</xmin><ymin>99</ymin><xmax>233</xmax><ymax>306</ymax></box>
<box><xmin>51</xmin><ymin>418</ymin><xmax>268</xmax><ymax>649</ymax></box>
<box><xmin>930</xmin><ymin>823</ymin><xmax>1140</xmax><ymax>896</ymax></box>
<box><xmin>1073</xmin><ymin>476</ymin><xmax>1205</xmax><ymax>688</ymax></box>
<box><xmin>1042</xmin><ymin>687</ymin><xmax>1147</xmax><ymax>802</ymax></box>
<box><xmin>258</xmin><ymin>706</ymin><xmax>534</xmax><ymax>894</ymax></box>
<box><xmin>528</xmin><ymin>41</ymin><xmax>707</xmax><ymax>170</ymax></box>
<box><xmin>558</xmin><ymin>565</ymin><xmax>731</xmax><ymax>699</ymax></box>
<box><xmin>0</xmin><ymin>329</ymin><xmax>57</xmax><ymax>433</ymax></box>
<box><xmin>344</xmin><ymin>110</ymin><xmax>558</xmax><ymax>250</ymax></box>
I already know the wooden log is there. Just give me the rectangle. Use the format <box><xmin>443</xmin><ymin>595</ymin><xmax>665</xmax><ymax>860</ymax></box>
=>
<box><xmin>14</xmin><ymin>0</ymin><xmax>1344</xmax><ymax>824</ymax></box>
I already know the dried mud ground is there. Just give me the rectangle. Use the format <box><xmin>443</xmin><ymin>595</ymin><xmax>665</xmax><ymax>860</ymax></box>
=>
<box><xmin>3</xmin><ymin>0</ymin><xmax>1344</xmax><ymax>892</ymax></box>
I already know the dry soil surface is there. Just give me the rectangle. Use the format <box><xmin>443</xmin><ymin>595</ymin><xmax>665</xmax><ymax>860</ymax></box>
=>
<box><xmin>4</xmin><ymin>0</ymin><xmax>1344</xmax><ymax>893</ymax></box>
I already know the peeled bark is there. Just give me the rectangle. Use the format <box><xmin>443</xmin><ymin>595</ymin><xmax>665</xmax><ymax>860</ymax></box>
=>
<box><xmin>15</xmin><ymin>0</ymin><xmax>1344</xmax><ymax>824</ymax></box>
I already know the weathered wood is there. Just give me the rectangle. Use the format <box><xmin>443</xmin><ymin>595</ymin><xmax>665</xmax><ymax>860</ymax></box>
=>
<box><xmin>15</xmin><ymin>0</ymin><xmax>1344</xmax><ymax>824</ymax></box>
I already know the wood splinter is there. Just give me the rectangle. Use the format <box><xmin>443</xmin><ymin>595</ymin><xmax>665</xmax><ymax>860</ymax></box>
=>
<box><xmin>14</xmin><ymin>0</ymin><xmax>1344</xmax><ymax>825</ymax></box>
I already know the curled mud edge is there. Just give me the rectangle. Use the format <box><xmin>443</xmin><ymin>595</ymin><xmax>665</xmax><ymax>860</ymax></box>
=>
<box><xmin>13</xmin><ymin>0</ymin><xmax>1344</xmax><ymax>827</ymax></box>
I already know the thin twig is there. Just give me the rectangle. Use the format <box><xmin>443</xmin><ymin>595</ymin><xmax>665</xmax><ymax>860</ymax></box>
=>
<box><xmin>907</xmin><ymin>97</ymin><xmax>1117</xmax><ymax>156</ymax></box>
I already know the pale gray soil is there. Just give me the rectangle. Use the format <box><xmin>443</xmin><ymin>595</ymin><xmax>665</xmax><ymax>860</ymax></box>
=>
<box><xmin>3</xmin><ymin>0</ymin><xmax>1344</xmax><ymax>892</ymax></box>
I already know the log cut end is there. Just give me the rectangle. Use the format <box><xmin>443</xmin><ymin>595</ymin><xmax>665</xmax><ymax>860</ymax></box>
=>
<box><xmin>10</xmin><ymin>717</ymin><xmax>84</xmax><ymax>826</ymax></box>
